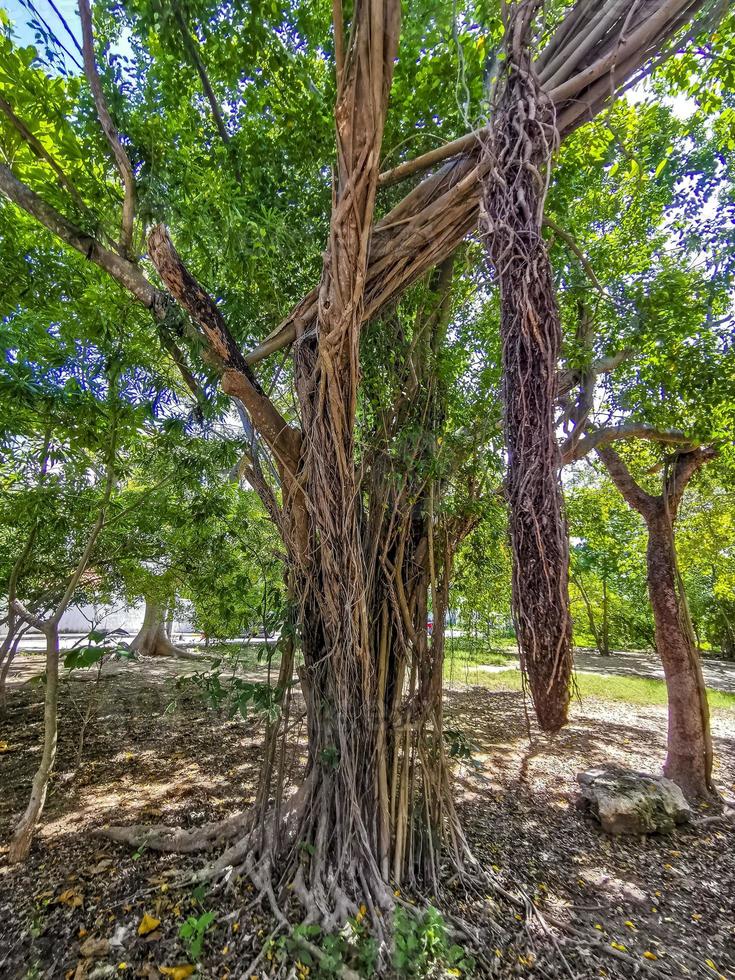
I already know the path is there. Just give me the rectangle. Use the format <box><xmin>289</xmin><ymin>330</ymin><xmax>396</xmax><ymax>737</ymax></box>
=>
<box><xmin>477</xmin><ymin>647</ymin><xmax>735</xmax><ymax>692</ymax></box>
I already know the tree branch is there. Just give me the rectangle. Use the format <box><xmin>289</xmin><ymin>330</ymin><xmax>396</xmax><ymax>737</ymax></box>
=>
<box><xmin>0</xmin><ymin>163</ymin><xmax>155</xmax><ymax>306</ymax></box>
<box><xmin>147</xmin><ymin>224</ymin><xmax>301</xmax><ymax>472</ymax></box>
<box><xmin>564</xmin><ymin>423</ymin><xmax>693</xmax><ymax>464</ymax></box>
<box><xmin>0</xmin><ymin>165</ymin><xmax>202</xmax><ymax>403</ymax></box>
<box><xmin>666</xmin><ymin>445</ymin><xmax>718</xmax><ymax>512</ymax></box>
<box><xmin>595</xmin><ymin>444</ymin><xmax>656</xmax><ymax>516</ymax></box>
<box><xmin>173</xmin><ymin>1</ymin><xmax>237</xmax><ymax>166</ymax></box>
<box><xmin>78</xmin><ymin>0</ymin><xmax>136</xmax><ymax>257</ymax></box>
<box><xmin>0</xmin><ymin>96</ymin><xmax>88</xmax><ymax>216</ymax></box>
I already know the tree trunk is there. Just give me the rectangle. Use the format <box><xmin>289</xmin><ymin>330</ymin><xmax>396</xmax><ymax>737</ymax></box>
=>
<box><xmin>574</xmin><ymin>575</ymin><xmax>604</xmax><ymax>657</ymax></box>
<box><xmin>601</xmin><ymin>576</ymin><xmax>610</xmax><ymax>657</ymax></box>
<box><xmin>8</xmin><ymin>624</ymin><xmax>59</xmax><ymax>863</ymax></box>
<box><xmin>646</xmin><ymin>508</ymin><xmax>713</xmax><ymax>800</ymax></box>
<box><xmin>130</xmin><ymin>598</ymin><xmax>191</xmax><ymax>658</ymax></box>
<box><xmin>481</xmin><ymin>3</ymin><xmax>572</xmax><ymax>732</ymax></box>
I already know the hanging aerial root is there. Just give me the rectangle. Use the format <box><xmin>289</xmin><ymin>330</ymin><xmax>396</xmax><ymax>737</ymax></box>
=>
<box><xmin>481</xmin><ymin>0</ymin><xmax>572</xmax><ymax>733</ymax></box>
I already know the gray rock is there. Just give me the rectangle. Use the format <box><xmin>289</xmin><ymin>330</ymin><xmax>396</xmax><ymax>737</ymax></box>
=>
<box><xmin>577</xmin><ymin>767</ymin><xmax>692</xmax><ymax>835</ymax></box>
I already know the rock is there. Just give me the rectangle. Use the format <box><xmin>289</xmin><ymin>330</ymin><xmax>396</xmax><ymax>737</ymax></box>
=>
<box><xmin>577</xmin><ymin>767</ymin><xmax>692</xmax><ymax>835</ymax></box>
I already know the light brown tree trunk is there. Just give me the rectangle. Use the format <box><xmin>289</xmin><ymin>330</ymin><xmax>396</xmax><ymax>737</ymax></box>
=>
<box><xmin>8</xmin><ymin>624</ymin><xmax>59</xmax><ymax>863</ymax></box>
<box><xmin>130</xmin><ymin>598</ymin><xmax>191</xmax><ymax>658</ymax></box>
<box><xmin>647</xmin><ymin>508</ymin><xmax>713</xmax><ymax>800</ymax></box>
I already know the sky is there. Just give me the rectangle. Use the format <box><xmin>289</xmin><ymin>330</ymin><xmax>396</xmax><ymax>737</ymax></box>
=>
<box><xmin>4</xmin><ymin>0</ymin><xmax>84</xmax><ymax>73</ymax></box>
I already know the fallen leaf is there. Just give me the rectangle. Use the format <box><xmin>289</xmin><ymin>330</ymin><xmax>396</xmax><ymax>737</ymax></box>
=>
<box><xmin>0</xmin><ymin>741</ymin><xmax>11</xmax><ymax>752</ymax></box>
<box><xmin>138</xmin><ymin>913</ymin><xmax>161</xmax><ymax>936</ymax></box>
<box><xmin>159</xmin><ymin>966</ymin><xmax>195</xmax><ymax>979</ymax></box>
<box><xmin>643</xmin><ymin>952</ymin><xmax>658</xmax><ymax>961</ymax></box>
<box><xmin>89</xmin><ymin>859</ymin><xmax>113</xmax><ymax>876</ymax></box>
<box><xmin>80</xmin><ymin>937</ymin><xmax>110</xmax><ymax>959</ymax></box>
<box><xmin>58</xmin><ymin>888</ymin><xmax>84</xmax><ymax>908</ymax></box>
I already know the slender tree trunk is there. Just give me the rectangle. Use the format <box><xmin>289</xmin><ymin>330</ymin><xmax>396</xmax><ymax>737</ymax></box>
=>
<box><xmin>574</xmin><ymin>575</ymin><xmax>604</xmax><ymax>656</ymax></box>
<box><xmin>601</xmin><ymin>576</ymin><xmax>610</xmax><ymax>657</ymax></box>
<box><xmin>646</xmin><ymin>508</ymin><xmax>713</xmax><ymax>799</ymax></box>
<box><xmin>598</xmin><ymin>445</ymin><xmax>716</xmax><ymax>800</ymax></box>
<box><xmin>130</xmin><ymin>597</ymin><xmax>191</xmax><ymax>658</ymax></box>
<box><xmin>8</xmin><ymin>624</ymin><xmax>59</xmax><ymax>863</ymax></box>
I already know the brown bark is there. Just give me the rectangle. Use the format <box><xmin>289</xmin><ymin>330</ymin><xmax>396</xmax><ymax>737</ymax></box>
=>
<box><xmin>481</xmin><ymin>0</ymin><xmax>572</xmax><ymax>733</ymax></box>
<box><xmin>646</xmin><ymin>507</ymin><xmax>712</xmax><ymax>798</ymax></box>
<box><xmin>598</xmin><ymin>445</ymin><xmax>717</xmax><ymax>800</ymax></box>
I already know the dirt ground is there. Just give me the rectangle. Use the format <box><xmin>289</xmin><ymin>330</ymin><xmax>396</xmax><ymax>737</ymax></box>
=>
<box><xmin>0</xmin><ymin>657</ymin><xmax>733</xmax><ymax>979</ymax></box>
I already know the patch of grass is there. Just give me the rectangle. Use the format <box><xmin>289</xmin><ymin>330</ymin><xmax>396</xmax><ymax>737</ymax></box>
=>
<box><xmin>444</xmin><ymin>638</ymin><xmax>515</xmax><ymax>668</ymax></box>
<box><xmin>447</xmin><ymin>665</ymin><xmax>735</xmax><ymax>713</ymax></box>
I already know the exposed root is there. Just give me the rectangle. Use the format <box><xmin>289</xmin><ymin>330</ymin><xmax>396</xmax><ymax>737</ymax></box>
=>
<box><xmin>97</xmin><ymin>807</ymin><xmax>253</xmax><ymax>853</ymax></box>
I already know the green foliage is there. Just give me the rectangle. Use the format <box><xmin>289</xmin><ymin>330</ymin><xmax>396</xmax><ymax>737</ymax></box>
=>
<box><xmin>282</xmin><ymin>916</ymin><xmax>378</xmax><ymax>978</ymax></box>
<box><xmin>176</xmin><ymin>659</ymin><xmax>286</xmax><ymax>722</ymax></box>
<box><xmin>393</xmin><ymin>905</ymin><xmax>474</xmax><ymax>978</ymax></box>
<box><xmin>178</xmin><ymin>908</ymin><xmax>216</xmax><ymax>961</ymax></box>
<box><xmin>63</xmin><ymin>627</ymin><xmax>135</xmax><ymax>670</ymax></box>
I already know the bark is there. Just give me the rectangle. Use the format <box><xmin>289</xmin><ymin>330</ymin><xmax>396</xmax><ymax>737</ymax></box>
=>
<box><xmin>598</xmin><ymin>445</ymin><xmax>717</xmax><ymax>800</ymax></box>
<box><xmin>481</xmin><ymin>0</ymin><xmax>572</xmax><ymax>733</ymax></box>
<box><xmin>7</xmin><ymin>624</ymin><xmax>59</xmax><ymax>863</ymax></box>
<box><xmin>130</xmin><ymin>597</ymin><xmax>191</xmax><ymax>658</ymax></box>
<box><xmin>646</xmin><ymin>508</ymin><xmax>712</xmax><ymax>799</ymax></box>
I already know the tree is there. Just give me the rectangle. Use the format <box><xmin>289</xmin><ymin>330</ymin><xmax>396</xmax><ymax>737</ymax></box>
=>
<box><xmin>1</xmin><ymin>0</ymin><xmax>728</xmax><ymax>938</ymax></box>
<box><xmin>598</xmin><ymin>445</ymin><xmax>719</xmax><ymax>799</ymax></box>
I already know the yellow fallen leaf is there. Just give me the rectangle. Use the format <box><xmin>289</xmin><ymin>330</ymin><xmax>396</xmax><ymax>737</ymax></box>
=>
<box><xmin>594</xmin><ymin>923</ymin><xmax>603</xmax><ymax>931</ymax></box>
<box><xmin>624</xmin><ymin>920</ymin><xmax>636</xmax><ymax>929</ymax></box>
<box><xmin>58</xmin><ymin>888</ymin><xmax>83</xmax><ymax>908</ymax></box>
<box><xmin>643</xmin><ymin>952</ymin><xmax>658</xmax><ymax>961</ymax></box>
<box><xmin>0</xmin><ymin>741</ymin><xmax>10</xmax><ymax>752</ymax></box>
<box><xmin>138</xmin><ymin>913</ymin><xmax>161</xmax><ymax>936</ymax></box>
<box><xmin>610</xmin><ymin>942</ymin><xmax>627</xmax><ymax>952</ymax></box>
<box><xmin>705</xmin><ymin>961</ymin><xmax>718</xmax><ymax>972</ymax></box>
<box><xmin>159</xmin><ymin>967</ymin><xmax>195</xmax><ymax>979</ymax></box>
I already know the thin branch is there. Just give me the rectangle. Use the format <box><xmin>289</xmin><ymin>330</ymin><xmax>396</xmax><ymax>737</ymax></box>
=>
<box><xmin>542</xmin><ymin>216</ymin><xmax>611</xmax><ymax>300</ymax></box>
<box><xmin>47</xmin><ymin>0</ymin><xmax>84</xmax><ymax>57</ymax></box>
<box><xmin>173</xmin><ymin>1</ymin><xmax>238</xmax><ymax>171</ymax></box>
<box><xmin>78</xmin><ymin>0</ymin><xmax>136</xmax><ymax>257</ymax></box>
<box><xmin>0</xmin><ymin>165</ymin><xmax>201</xmax><ymax>403</ymax></box>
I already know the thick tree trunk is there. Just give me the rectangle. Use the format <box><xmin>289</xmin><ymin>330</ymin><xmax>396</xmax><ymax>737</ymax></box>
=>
<box><xmin>130</xmin><ymin>598</ymin><xmax>191</xmax><ymax>658</ymax></box>
<box><xmin>8</xmin><ymin>624</ymin><xmax>59</xmax><ymax>863</ymax></box>
<box><xmin>482</xmin><ymin>3</ymin><xmax>572</xmax><ymax>732</ymax></box>
<box><xmin>647</xmin><ymin>508</ymin><xmax>713</xmax><ymax>800</ymax></box>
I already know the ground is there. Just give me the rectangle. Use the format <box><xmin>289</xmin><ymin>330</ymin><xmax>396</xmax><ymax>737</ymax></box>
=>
<box><xmin>0</xmin><ymin>647</ymin><xmax>733</xmax><ymax>979</ymax></box>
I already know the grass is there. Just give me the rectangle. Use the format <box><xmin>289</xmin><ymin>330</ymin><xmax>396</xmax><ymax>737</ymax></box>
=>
<box><xmin>445</xmin><ymin>663</ymin><xmax>735</xmax><ymax>713</ymax></box>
